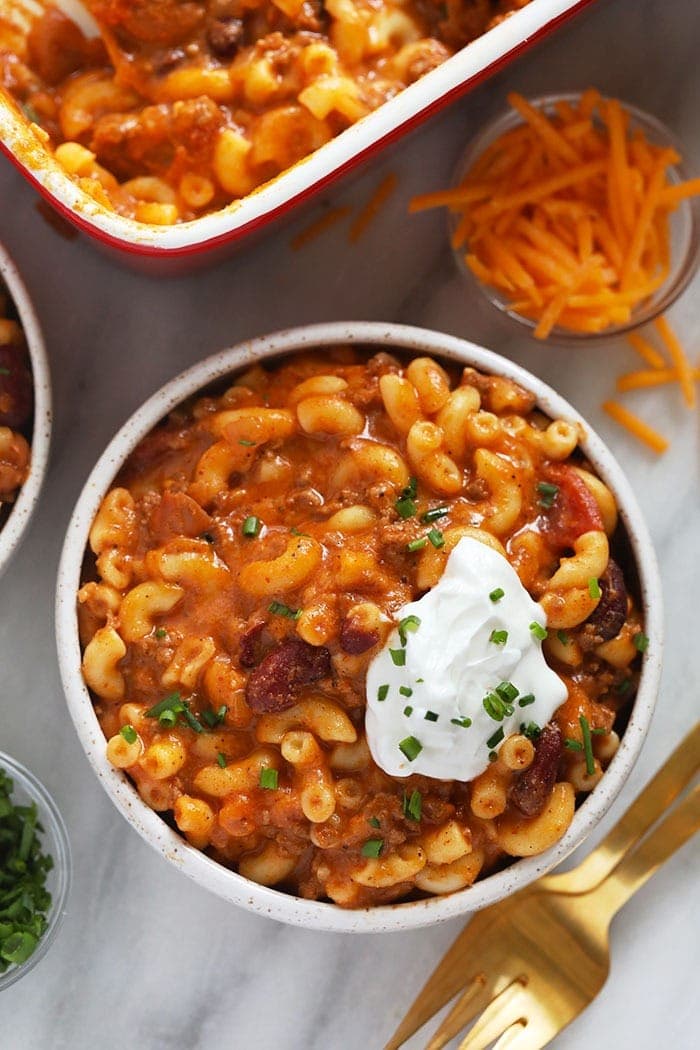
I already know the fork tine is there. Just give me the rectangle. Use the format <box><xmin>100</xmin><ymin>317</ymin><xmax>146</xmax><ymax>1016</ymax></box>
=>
<box><xmin>456</xmin><ymin>979</ymin><xmax>530</xmax><ymax>1050</ymax></box>
<box><xmin>426</xmin><ymin>970</ymin><xmax>514</xmax><ymax>1050</ymax></box>
<box><xmin>493</xmin><ymin>1021</ymin><xmax>551</xmax><ymax>1050</ymax></box>
<box><xmin>384</xmin><ymin>909</ymin><xmax>509</xmax><ymax>1049</ymax></box>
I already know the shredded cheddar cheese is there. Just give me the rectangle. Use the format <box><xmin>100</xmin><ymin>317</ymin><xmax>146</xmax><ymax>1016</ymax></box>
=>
<box><xmin>410</xmin><ymin>91</ymin><xmax>700</xmax><ymax>339</ymax></box>
<box><xmin>349</xmin><ymin>173</ymin><xmax>399</xmax><ymax>243</ymax></box>
<box><xmin>290</xmin><ymin>206</ymin><xmax>351</xmax><ymax>250</ymax></box>
<box><xmin>602</xmin><ymin>401</ymin><xmax>670</xmax><ymax>454</ymax></box>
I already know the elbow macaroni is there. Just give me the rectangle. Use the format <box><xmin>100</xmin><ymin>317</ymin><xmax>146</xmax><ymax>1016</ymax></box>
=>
<box><xmin>79</xmin><ymin>348</ymin><xmax>643</xmax><ymax>907</ymax></box>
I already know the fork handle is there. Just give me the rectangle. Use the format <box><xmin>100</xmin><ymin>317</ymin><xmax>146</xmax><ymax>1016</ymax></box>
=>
<box><xmin>587</xmin><ymin>782</ymin><xmax>700</xmax><ymax>923</ymax></box>
<box><xmin>541</xmin><ymin>722</ymin><xmax>700</xmax><ymax>894</ymax></box>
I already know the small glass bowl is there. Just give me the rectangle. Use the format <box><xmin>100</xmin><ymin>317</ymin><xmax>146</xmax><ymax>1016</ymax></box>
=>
<box><xmin>451</xmin><ymin>93</ymin><xmax>700</xmax><ymax>344</ymax></box>
<box><xmin>0</xmin><ymin>752</ymin><xmax>71</xmax><ymax>991</ymax></box>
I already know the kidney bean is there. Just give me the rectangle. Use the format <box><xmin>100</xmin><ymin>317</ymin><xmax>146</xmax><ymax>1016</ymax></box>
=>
<box><xmin>509</xmin><ymin>722</ymin><xmax>562</xmax><ymax>818</ymax></box>
<box><xmin>245</xmin><ymin>637</ymin><xmax>331</xmax><ymax>713</ymax></box>
<box><xmin>148</xmin><ymin>490</ymin><xmax>212</xmax><ymax>543</ymax></box>
<box><xmin>239</xmin><ymin>621</ymin><xmax>266</xmax><ymax>669</ymax></box>
<box><xmin>0</xmin><ymin>347</ymin><xmax>33</xmax><ymax>429</ymax></box>
<box><xmin>339</xmin><ymin>619</ymin><xmax>379</xmax><ymax>655</ymax></box>
<box><xmin>584</xmin><ymin>559</ymin><xmax>627</xmax><ymax>642</ymax></box>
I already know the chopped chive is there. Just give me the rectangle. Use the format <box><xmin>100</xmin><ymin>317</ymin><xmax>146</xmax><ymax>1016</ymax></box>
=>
<box><xmin>416</xmin><ymin>677</ymin><xmax>424</xmax><ymax>684</ymax></box>
<box><xmin>495</xmin><ymin>682</ymin><xmax>519</xmax><ymax>703</ymax></box>
<box><xmin>427</xmin><ymin>528</ymin><xmax>444</xmax><ymax>548</ymax></box>
<box><xmin>120</xmin><ymin>725</ymin><xmax>137</xmax><ymax>744</ymax></box>
<box><xmin>368</xmin><ymin>816</ymin><xmax>381</xmax><ymax>828</ymax></box>
<box><xmin>158</xmin><ymin>710</ymin><xmax>178</xmax><ymax>728</ymax></box>
<box><xmin>487</xmin><ymin>726</ymin><xmax>505</xmax><ymax>749</ymax></box>
<box><xmin>201</xmin><ymin>705</ymin><xmax>228</xmax><ymax>729</ymax></box>
<box><xmin>518</xmin><ymin>693</ymin><xmax>536</xmax><ymax>708</ymax></box>
<box><xmin>591</xmin><ymin>727</ymin><xmax>609</xmax><ymax>736</ymax></box>
<box><xmin>217</xmin><ymin>752</ymin><xmax>227</xmax><ymax>768</ymax></box>
<box><xmin>402</xmin><ymin>789</ymin><xmax>422</xmax><ymax>822</ymax></box>
<box><xmin>290</xmin><ymin>527</ymin><xmax>310</xmax><ymax>537</ymax></box>
<box><xmin>537</xmin><ymin>481</ymin><xmax>559</xmax><ymax>508</ymax></box>
<box><xmin>395</xmin><ymin>477</ymin><xmax>418</xmax><ymax>519</ymax></box>
<box><xmin>564</xmin><ymin>739</ymin><xmax>583</xmax><ymax>751</ymax></box>
<box><xmin>615</xmin><ymin>677</ymin><xmax>632</xmax><ymax>695</ymax></box>
<box><xmin>483</xmin><ymin>692</ymin><xmax>506</xmax><ymax>721</ymax></box>
<box><xmin>489</xmin><ymin>587</ymin><xmax>505</xmax><ymax>603</ymax></box>
<box><xmin>407</xmin><ymin>537</ymin><xmax>428</xmax><ymax>552</ymax></box>
<box><xmin>242</xmin><ymin>515</ymin><xmax>261</xmax><ymax>537</ymax></box>
<box><xmin>530</xmin><ymin>621</ymin><xmax>547</xmax><ymax>641</ymax></box>
<box><xmin>398</xmin><ymin>615</ymin><xmax>421</xmax><ymax>645</ymax></box>
<box><xmin>377</xmin><ymin>684</ymin><xmax>389</xmax><ymax>702</ymax></box>
<box><xmin>424</xmin><ymin>711</ymin><xmax>439</xmax><ymax>722</ymax></box>
<box><xmin>180</xmin><ymin>702</ymin><xmax>204</xmax><ymax>734</ymax></box>
<box><xmin>520</xmin><ymin>721</ymin><xmax>541</xmax><ymax>741</ymax></box>
<box><xmin>399</xmin><ymin>686</ymin><xmax>413</xmax><ymax>698</ymax></box>
<box><xmin>579</xmin><ymin>715</ymin><xmax>595</xmax><ymax>775</ymax></box>
<box><xmin>633</xmin><ymin>632</ymin><xmax>649</xmax><ymax>653</ymax></box>
<box><xmin>390</xmin><ymin>648</ymin><xmax>406</xmax><ymax>667</ymax></box>
<box><xmin>489</xmin><ymin>629</ymin><xmax>508</xmax><ymax>646</ymax></box>
<box><xmin>403</xmin><ymin>705</ymin><xmax>414</xmax><ymax>717</ymax></box>
<box><xmin>259</xmin><ymin>768</ymin><xmax>278</xmax><ymax>790</ymax></box>
<box><xmin>268</xmin><ymin>600</ymin><xmax>301</xmax><ymax>620</ymax></box>
<box><xmin>451</xmin><ymin>717</ymin><xmax>472</xmax><ymax>728</ymax></box>
<box><xmin>588</xmin><ymin>577</ymin><xmax>601</xmax><ymax>600</ymax></box>
<box><xmin>556</xmin><ymin>630</ymin><xmax>569</xmax><ymax>646</ymax></box>
<box><xmin>361</xmin><ymin>838</ymin><xmax>384</xmax><ymax>858</ymax></box>
<box><xmin>398</xmin><ymin>736</ymin><xmax>422</xmax><ymax>762</ymax></box>
<box><xmin>238</xmin><ymin>438</ymin><xmax>256</xmax><ymax>446</ymax></box>
<box><xmin>421</xmin><ymin>506</ymin><xmax>448</xmax><ymax>523</ymax></box>
<box><xmin>488</xmin><ymin>751</ymin><xmax>498</xmax><ymax>763</ymax></box>
<box><xmin>154</xmin><ymin>627</ymin><xmax>167</xmax><ymax>639</ymax></box>
<box><xmin>0</xmin><ymin>366</ymin><xmax>10</xmax><ymax>376</ymax></box>
<box><xmin>146</xmin><ymin>693</ymin><xmax>184</xmax><ymax>719</ymax></box>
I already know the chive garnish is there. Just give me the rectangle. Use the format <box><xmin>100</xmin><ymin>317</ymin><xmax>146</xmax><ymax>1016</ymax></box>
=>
<box><xmin>361</xmin><ymin>839</ymin><xmax>384</xmax><ymax>858</ymax></box>
<box><xmin>489</xmin><ymin>587</ymin><xmax>505</xmax><ymax>602</ymax></box>
<box><xmin>242</xmin><ymin>515</ymin><xmax>262</xmax><ymax>537</ymax></box>
<box><xmin>403</xmin><ymin>705</ymin><xmax>414</xmax><ymax>717</ymax></box>
<box><xmin>402</xmin><ymin>789</ymin><xmax>422</xmax><ymax>822</ymax></box>
<box><xmin>395</xmin><ymin>477</ymin><xmax>418</xmax><ymax>518</ymax></box>
<box><xmin>399</xmin><ymin>686</ymin><xmax>413</xmax><ymax>697</ymax></box>
<box><xmin>591</xmin><ymin>727</ymin><xmax>609</xmax><ymax>736</ymax></box>
<box><xmin>579</xmin><ymin>715</ymin><xmax>595</xmax><ymax>775</ymax></box>
<box><xmin>615</xmin><ymin>677</ymin><xmax>632</xmax><ymax>695</ymax></box>
<box><xmin>268</xmin><ymin>600</ymin><xmax>302</xmax><ymax>620</ymax></box>
<box><xmin>259</xmin><ymin>768</ymin><xmax>278</xmax><ymax>790</ymax></box>
<box><xmin>421</xmin><ymin>506</ymin><xmax>448</xmax><ymax>523</ymax></box>
<box><xmin>368</xmin><ymin>816</ymin><xmax>381</xmax><ymax>828</ymax></box>
<box><xmin>483</xmin><ymin>692</ymin><xmax>506</xmax><ymax>721</ymax></box>
<box><xmin>158</xmin><ymin>710</ymin><xmax>178</xmax><ymax>728</ymax></box>
<box><xmin>154</xmin><ymin>627</ymin><xmax>167</xmax><ymax>639</ymax></box>
<box><xmin>377</xmin><ymin>684</ymin><xmax>389</xmax><ymax>702</ymax></box>
<box><xmin>495</xmin><ymin>682</ymin><xmax>519</xmax><ymax>703</ymax></box>
<box><xmin>0</xmin><ymin>366</ymin><xmax>10</xmax><ymax>376</ymax></box>
<box><xmin>490</xmin><ymin>629</ymin><xmax>508</xmax><ymax>646</ymax></box>
<box><xmin>201</xmin><ymin>705</ymin><xmax>228</xmax><ymax>729</ymax></box>
<box><xmin>633</xmin><ymin>632</ymin><xmax>649</xmax><ymax>653</ymax></box>
<box><xmin>564</xmin><ymin>739</ymin><xmax>583</xmax><ymax>751</ymax></box>
<box><xmin>487</xmin><ymin>726</ymin><xmax>505</xmax><ymax>749</ymax></box>
<box><xmin>588</xmin><ymin>577</ymin><xmax>601</xmax><ymax>599</ymax></box>
<box><xmin>530</xmin><ymin>621</ymin><xmax>547</xmax><ymax>641</ymax></box>
<box><xmin>407</xmin><ymin>537</ymin><xmax>428</xmax><ymax>552</ymax></box>
<box><xmin>557</xmin><ymin>630</ymin><xmax>569</xmax><ymax>646</ymax></box>
<box><xmin>488</xmin><ymin>751</ymin><xmax>498</xmax><ymax>763</ymax></box>
<box><xmin>398</xmin><ymin>736</ymin><xmax>422</xmax><ymax>761</ymax></box>
<box><xmin>518</xmin><ymin>693</ymin><xmax>536</xmax><ymax>707</ymax></box>
<box><xmin>238</xmin><ymin>438</ymin><xmax>256</xmax><ymax>446</ymax></box>
<box><xmin>120</xmin><ymin>725</ymin><xmax>137</xmax><ymax>744</ymax></box>
<box><xmin>217</xmin><ymin>752</ymin><xmax>227</xmax><ymax>768</ymax></box>
<box><xmin>398</xmin><ymin>615</ymin><xmax>421</xmax><ymax>645</ymax></box>
<box><xmin>537</xmin><ymin>481</ymin><xmax>559</xmax><ymax>508</ymax></box>
<box><xmin>451</xmin><ymin>717</ymin><xmax>472</xmax><ymax>728</ymax></box>
<box><xmin>389</xmin><ymin>648</ymin><xmax>406</xmax><ymax>667</ymax></box>
<box><xmin>427</xmin><ymin>529</ymin><xmax>444</xmax><ymax>548</ymax></box>
<box><xmin>180</xmin><ymin>703</ymin><xmax>204</xmax><ymax>734</ymax></box>
<box><xmin>424</xmin><ymin>711</ymin><xmax>439</xmax><ymax>722</ymax></box>
<box><xmin>520</xmin><ymin>721</ymin><xmax>541</xmax><ymax>741</ymax></box>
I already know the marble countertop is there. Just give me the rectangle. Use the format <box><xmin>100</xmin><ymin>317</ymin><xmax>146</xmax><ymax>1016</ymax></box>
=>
<box><xmin>1</xmin><ymin>0</ymin><xmax>698</xmax><ymax>1046</ymax></box>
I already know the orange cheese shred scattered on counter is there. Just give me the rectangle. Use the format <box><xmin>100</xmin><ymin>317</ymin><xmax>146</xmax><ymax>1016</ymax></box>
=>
<box><xmin>602</xmin><ymin>401</ymin><xmax>670</xmax><ymax>454</ymax></box>
<box><xmin>654</xmin><ymin>315</ymin><xmax>697</xmax><ymax>408</ymax></box>
<box><xmin>290</xmin><ymin>206</ymin><xmax>352</xmax><ymax>250</ymax></box>
<box><xmin>349</xmin><ymin>172</ymin><xmax>399</xmax><ymax>242</ymax></box>
<box><xmin>410</xmin><ymin>91</ymin><xmax>700</xmax><ymax>339</ymax></box>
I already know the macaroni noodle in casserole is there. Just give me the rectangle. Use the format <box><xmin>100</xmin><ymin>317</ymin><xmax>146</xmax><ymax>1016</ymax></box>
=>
<box><xmin>78</xmin><ymin>348</ymin><xmax>645</xmax><ymax>907</ymax></box>
<box><xmin>2</xmin><ymin>0</ymin><xmax>531</xmax><ymax>223</ymax></box>
<box><xmin>0</xmin><ymin>286</ymin><xmax>32</xmax><ymax>526</ymax></box>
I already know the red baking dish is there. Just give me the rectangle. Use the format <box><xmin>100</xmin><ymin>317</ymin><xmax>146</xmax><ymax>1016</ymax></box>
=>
<box><xmin>0</xmin><ymin>0</ymin><xmax>596</xmax><ymax>270</ymax></box>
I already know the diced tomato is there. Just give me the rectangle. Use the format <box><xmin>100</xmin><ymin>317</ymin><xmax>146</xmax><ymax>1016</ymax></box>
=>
<box><xmin>539</xmin><ymin>464</ymin><xmax>603</xmax><ymax>549</ymax></box>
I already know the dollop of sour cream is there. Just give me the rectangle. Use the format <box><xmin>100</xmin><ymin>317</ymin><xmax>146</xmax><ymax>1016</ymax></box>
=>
<box><xmin>365</xmin><ymin>536</ymin><xmax>567</xmax><ymax>781</ymax></box>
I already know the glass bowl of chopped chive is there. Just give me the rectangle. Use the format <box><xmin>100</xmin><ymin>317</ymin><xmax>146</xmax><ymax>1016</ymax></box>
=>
<box><xmin>0</xmin><ymin>752</ymin><xmax>71</xmax><ymax>990</ymax></box>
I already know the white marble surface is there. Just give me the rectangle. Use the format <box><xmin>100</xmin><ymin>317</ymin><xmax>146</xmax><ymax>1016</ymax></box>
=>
<box><xmin>1</xmin><ymin>0</ymin><xmax>699</xmax><ymax>1046</ymax></box>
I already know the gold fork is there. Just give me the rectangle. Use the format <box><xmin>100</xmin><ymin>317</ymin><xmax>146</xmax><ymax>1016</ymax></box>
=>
<box><xmin>386</xmin><ymin>722</ymin><xmax>700</xmax><ymax>1050</ymax></box>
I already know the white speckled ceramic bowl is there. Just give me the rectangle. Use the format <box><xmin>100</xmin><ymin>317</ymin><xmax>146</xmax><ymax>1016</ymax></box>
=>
<box><xmin>0</xmin><ymin>241</ymin><xmax>51</xmax><ymax>580</ymax></box>
<box><xmin>55</xmin><ymin>322</ymin><xmax>662</xmax><ymax>932</ymax></box>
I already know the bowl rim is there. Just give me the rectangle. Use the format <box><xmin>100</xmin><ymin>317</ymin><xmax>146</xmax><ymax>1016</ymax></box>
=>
<box><xmin>0</xmin><ymin>0</ymin><xmax>594</xmax><ymax>258</ymax></box>
<box><xmin>55</xmin><ymin>321</ymin><xmax>663</xmax><ymax>932</ymax></box>
<box><xmin>450</xmin><ymin>91</ymin><xmax>700</xmax><ymax>344</ymax></box>
<box><xmin>0</xmin><ymin>749</ymin><xmax>72</xmax><ymax>990</ymax></box>
<box><xmin>0</xmin><ymin>240</ymin><xmax>52</xmax><ymax>580</ymax></box>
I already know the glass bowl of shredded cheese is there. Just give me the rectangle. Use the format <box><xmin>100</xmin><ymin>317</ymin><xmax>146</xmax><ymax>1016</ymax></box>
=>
<box><xmin>0</xmin><ymin>752</ymin><xmax>71</xmax><ymax>990</ymax></box>
<box><xmin>413</xmin><ymin>91</ymin><xmax>700</xmax><ymax>342</ymax></box>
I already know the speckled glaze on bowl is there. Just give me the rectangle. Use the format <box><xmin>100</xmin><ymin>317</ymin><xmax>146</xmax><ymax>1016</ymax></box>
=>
<box><xmin>0</xmin><ymin>241</ymin><xmax>51</xmax><ymax>579</ymax></box>
<box><xmin>55</xmin><ymin>322</ymin><xmax>662</xmax><ymax>932</ymax></box>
